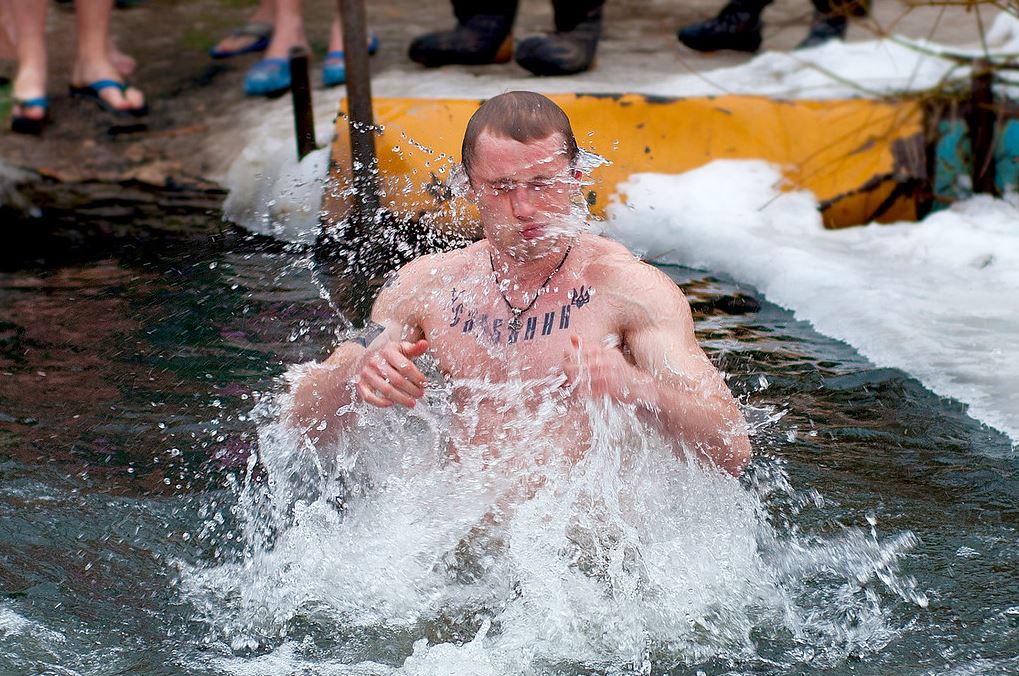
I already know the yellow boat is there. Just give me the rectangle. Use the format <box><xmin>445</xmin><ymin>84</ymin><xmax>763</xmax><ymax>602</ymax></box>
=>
<box><xmin>323</xmin><ymin>93</ymin><xmax>927</xmax><ymax>238</ymax></box>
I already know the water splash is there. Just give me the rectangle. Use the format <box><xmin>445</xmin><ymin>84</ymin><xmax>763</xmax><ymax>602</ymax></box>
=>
<box><xmin>180</xmin><ymin>371</ymin><xmax>927</xmax><ymax>673</ymax></box>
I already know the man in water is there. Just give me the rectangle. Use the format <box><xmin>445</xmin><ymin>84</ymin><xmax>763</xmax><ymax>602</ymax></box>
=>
<box><xmin>292</xmin><ymin>91</ymin><xmax>751</xmax><ymax>476</ymax></box>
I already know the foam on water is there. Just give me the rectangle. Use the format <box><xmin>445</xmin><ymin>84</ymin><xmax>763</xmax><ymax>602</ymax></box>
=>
<box><xmin>180</xmin><ymin>373</ymin><xmax>928</xmax><ymax>673</ymax></box>
<box><xmin>604</xmin><ymin>160</ymin><xmax>1019</xmax><ymax>447</ymax></box>
<box><xmin>0</xmin><ymin>603</ymin><xmax>74</xmax><ymax>673</ymax></box>
<box><xmin>212</xmin><ymin>94</ymin><xmax>341</xmax><ymax>244</ymax></box>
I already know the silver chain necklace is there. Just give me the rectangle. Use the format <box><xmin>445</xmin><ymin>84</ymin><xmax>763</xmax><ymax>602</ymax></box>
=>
<box><xmin>489</xmin><ymin>245</ymin><xmax>573</xmax><ymax>332</ymax></box>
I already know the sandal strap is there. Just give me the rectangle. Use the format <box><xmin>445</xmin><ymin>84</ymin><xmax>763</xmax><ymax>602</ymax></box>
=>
<box><xmin>326</xmin><ymin>33</ymin><xmax>380</xmax><ymax>60</ymax></box>
<box><xmin>14</xmin><ymin>96</ymin><xmax>49</xmax><ymax>108</ymax></box>
<box><xmin>250</xmin><ymin>58</ymin><xmax>289</xmax><ymax>71</ymax></box>
<box><xmin>84</xmin><ymin>79</ymin><xmax>127</xmax><ymax>93</ymax></box>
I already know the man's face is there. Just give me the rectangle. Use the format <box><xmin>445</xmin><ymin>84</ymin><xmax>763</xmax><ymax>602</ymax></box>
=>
<box><xmin>468</xmin><ymin>131</ymin><xmax>581</xmax><ymax>260</ymax></box>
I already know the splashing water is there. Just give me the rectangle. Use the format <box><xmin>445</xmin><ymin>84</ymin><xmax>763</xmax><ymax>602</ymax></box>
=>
<box><xmin>179</xmin><ymin>130</ymin><xmax>931</xmax><ymax>673</ymax></box>
<box><xmin>179</xmin><ymin>359</ymin><xmax>928</xmax><ymax>673</ymax></box>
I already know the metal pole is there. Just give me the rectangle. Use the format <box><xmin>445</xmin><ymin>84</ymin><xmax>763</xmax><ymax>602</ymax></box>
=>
<box><xmin>969</xmin><ymin>60</ymin><xmax>998</xmax><ymax>196</ymax></box>
<box><xmin>338</xmin><ymin>0</ymin><xmax>380</xmax><ymax>225</ymax></box>
<box><xmin>289</xmin><ymin>47</ymin><xmax>317</xmax><ymax>161</ymax></box>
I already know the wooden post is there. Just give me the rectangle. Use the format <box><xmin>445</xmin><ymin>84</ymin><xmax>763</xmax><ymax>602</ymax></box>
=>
<box><xmin>969</xmin><ymin>60</ymin><xmax>998</xmax><ymax>196</ymax></box>
<box><xmin>335</xmin><ymin>0</ymin><xmax>383</xmax><ymax>324</ymax></box>
<box><xmin>288</xmin><ymin>47</ymin><xmax>317</xmax><ymax>161</ymax></box>
<box><xmin>338</xmin><ymin>0</ymin><xmax>380</xmax><ymax>231</ymax></box>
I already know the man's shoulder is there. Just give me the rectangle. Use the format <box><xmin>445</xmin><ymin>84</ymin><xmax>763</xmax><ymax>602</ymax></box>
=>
<box><xmin>391</xmin><ymin>244</ymin><xmax>478</xmax><ymax>282</ymax></box>
<box><xmin>580</xmin><ymin>235</ymin><xmax>654</xmax><ymax>280</ymax></box>
<box><xmin>580</xmin><ymin>235</ymin><xmax>688</xmax><ymax>304</ymax></box>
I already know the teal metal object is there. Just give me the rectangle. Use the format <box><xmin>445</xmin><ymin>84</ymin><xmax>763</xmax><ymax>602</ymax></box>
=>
<box><xmin>994</xmin><ymin>117</ymin><xmax>1019</xmax><ymax>194</ymax></box>
<box><xmin>932</xmin><ymin>118</ymin><xmax>973</xmax><ymax>209</ymax></box>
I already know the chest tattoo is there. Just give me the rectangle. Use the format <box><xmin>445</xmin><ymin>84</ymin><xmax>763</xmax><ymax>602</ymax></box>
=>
<box><xmin>448</xmin><ymin>286</ymin><xmax>595</xmax><ymax>345</ymax></box>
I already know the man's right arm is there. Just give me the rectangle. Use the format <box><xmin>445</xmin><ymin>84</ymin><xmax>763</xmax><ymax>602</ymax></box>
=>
<box><xmin>288</xmin><ymin>263</ymin><xmax>431</xmax><ymax>444</ymax></box>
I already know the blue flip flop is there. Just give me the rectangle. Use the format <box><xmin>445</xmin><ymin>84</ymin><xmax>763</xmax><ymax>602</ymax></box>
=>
<box><xmin>69</xmin><ymin>79</ymin><xmax>148</xmax><ymax>117</ymax></box>
<box><xmin>209</xmin><ymin>21</ymin><xmax>273</xmax><ymax>60</ymax></box>
<box><xmin>323</xmin><ymin>32</ymin><xmax>380</xmax><ymax>88</ymax></box>
<box><xmin>244</xmin><ymin>58</ymin><xmax>291</xmax><ymax>97</ymax></box>
<box><xmin>10</xmin><ymin>96</ymin><xmax>49</xmax><ymax>135</ymax></box>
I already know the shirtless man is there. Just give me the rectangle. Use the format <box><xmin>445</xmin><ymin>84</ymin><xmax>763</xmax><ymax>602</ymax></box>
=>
<box><xmin>292</xmin><ymin>91</ymin><xmax>751</xmax><ymax>476</ymax></box>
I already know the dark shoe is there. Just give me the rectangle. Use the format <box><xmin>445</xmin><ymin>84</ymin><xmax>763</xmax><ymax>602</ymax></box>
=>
<box><xmin>209</xmin><ymin>21</ymin><xmax>273</xmax><ymax>60</ymax></box>
<box><xmin>10</xmin><ymin>96</ymin><xmax>49</xmax><ymax>135</ymax></box>
<box><xmin>676</xmin><ymin>1</ymin><xmax>763</xmax><ymax>53</ymax></box>
<box><xmin>409</xmin><ymin>11</ymin><xmax>516</xmax><ymax>67</ymax></box>
<box><xmin>516</xmin><ymin>1</ymin><xmax>602</xmax><ymax>76</ymax></box>
<box><xmin>815</xmin><ymin>0</ymin><xmax>870</xmax><ymax>18</ymax></box>
<box><xmin>795</xmin><ymin>11</ymin><xmax>848</xmax><ymax>49</ymax></box>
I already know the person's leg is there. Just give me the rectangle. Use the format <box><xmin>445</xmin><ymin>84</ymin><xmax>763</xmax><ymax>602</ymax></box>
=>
<box><xmin>322</xmin><ymin>9</ymin><xmax>379</xmax><ymax>87</ymax></box>
<box><xmin>262</xmin><ymin>0</ymin><xmax>306</xmax><ymax>59</ymax></box>
<box><xmin>107</xmin><ymin>36</ymin><xmax>135</xmax><ymax>76</ymax></box>
<box><xmin>795</xmin><ymin>0</ymin><xmax>869</xmax><ymax>50</ymax></box>
<box><xmin>0</xmin><ymin>0</ymin><xmax>17</xmax><ymax>61</ymax></box>
<box><xmin>326</xmin><ymin>10</ymin><xmax>380</xmax><ymax>53</ymax></box>
<box><xmin>244</xmin><ymin>0</ymin><xmax>305</xmax><ymax>96</ymax></box>
<box><xmin>408</xmin><ymin>0</ymin><xmax>518</xmax><ymax>68</ymax></box>
<box><xmin>9</xmin><ymin>0</ymin><xmax>48</xmax><ymax>122</ymax></box>
<box><xmin>71</xmin><ymin>0</ymin><xmax>145</xmax><ymax>112</ymax></box>
<box><xmin>327</xmin><ymin>11</ymin><xmax>343</xmax><ymax>53</ymax></box>
<box><xmin>210</xmin><ymin>0</ymin><xmax>274</xmax><ymax>59</ymax></box>
<box><xmin>676</xmin><ymin>0</ymin><xmax>772</xmax><ymax>54</ymax></box>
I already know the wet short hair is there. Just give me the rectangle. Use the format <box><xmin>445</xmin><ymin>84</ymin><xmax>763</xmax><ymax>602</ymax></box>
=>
<box><xmin>461</xmin><ymin>91</ymin><xmax>579</xmax><ymax>180</ymax></box>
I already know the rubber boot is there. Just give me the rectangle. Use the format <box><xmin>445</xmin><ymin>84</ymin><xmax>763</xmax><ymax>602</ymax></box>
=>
<box><xmin>408</xmin><ymin>0</ymin><xmax>518</xmax><ymax>67</ymax></box>
<box><xmin>794</xmin><ymin>0</ymin><xmax>868</xmax><ymax>50</ymax></box>
<box><xmin>794</xmin><ymin>11</ymin><xmax>847</xmax><ymax>49</ymax></box>
<box><xmin>676</xmin><ymin>0</ymin><xmax>769</xmax><ymax>54</ymax></box>
<box><xmin>515</xmin><ymin>0</ymin><xmax>603</xmax><ymax>76</ymax></box>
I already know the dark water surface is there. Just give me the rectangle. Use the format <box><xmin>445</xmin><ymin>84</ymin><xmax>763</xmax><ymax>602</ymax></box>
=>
<box><xmin>0</xmin><ymin>230</ymin><xmax>1016</xmax><ymax>674</ymax></box>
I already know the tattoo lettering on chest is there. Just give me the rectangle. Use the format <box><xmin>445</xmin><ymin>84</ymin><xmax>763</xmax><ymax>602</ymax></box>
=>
<box><xmin>449</xmin><ymin>286</ymin><xmax>595</xmax><ymax>345</ymax></box>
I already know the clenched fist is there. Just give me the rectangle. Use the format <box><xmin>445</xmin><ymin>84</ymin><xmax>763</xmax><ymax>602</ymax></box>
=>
<box><xmin>562</xmin><ymin>335</ymin><xmax>646</xmax><ymax>406</ymax></box>
<box><xmin>355</xmin><ymin>339</ymin><xmax>430</xmax><ymax>408</ymax></box>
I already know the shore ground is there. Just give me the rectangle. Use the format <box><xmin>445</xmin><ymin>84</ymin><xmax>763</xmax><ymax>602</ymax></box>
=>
<box><xmin>0</xmin><ymin>0</ymin><xmax>991</xmax><ymax>224</ymax></box>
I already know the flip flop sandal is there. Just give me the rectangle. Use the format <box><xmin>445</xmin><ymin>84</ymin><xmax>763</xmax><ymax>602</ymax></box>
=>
<box><xmin>69</xmin><ymin>79</ymin><xmax>148</xmax><ymax>117</ymax></box>
<box><xmin>323</xmin><ymin>51</ymin><xmax>347</xmax><ymax>87</ymax></box>
<box><xmin>10</xmin><ymin>96</ymin><xmax>49</xmax><ymax>135</ymax></box>
<box><xmin>209</xmin><ymin>21</ymin><xmax>273</xmax><ymax>60</ymax></box>
<box><xmin>244</xmin><ymin>58</ymin><xmax>291</xmax><ymax>97</ymax></box>
<box><xmin>323</xmin><ymin>33</ymin><xmax>380</xmax><ymax>88</ymax></box>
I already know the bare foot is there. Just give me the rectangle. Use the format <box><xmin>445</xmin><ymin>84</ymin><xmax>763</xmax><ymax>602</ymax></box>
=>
<box><xmin>212</xmin><ymin>0</ymin><xmax>275</xmax><ymax>57</ymax></box>
<box><xmin>212</xmin><ymin>22</ymin><xmax>273</xmax><ymax>57</ymax></box>
<box><xmin>72</xmin><ymin>60</ymin><xmax>145</xmax><ymax>112</ymax></box>
<box><xmin>12</xmin><ymin>67</ymin><xmax>47</xmax><ymax>121</ymax></box>
<box><xmin>11</xmin><ymin>98</ymin><xmax>47</xmax><ymax>123</ymax></box>
<box><xmin>262</xmin><ymin>10</ymin><xmax>308</xmax><ymax>61</ymax></box>
<box><xmin>327</xmin><ymin>15</ymin><xmax>344</xmax><ymax>54</ymax></box>
<box><xmin>108</xmin><ymin>38</ymin><xmax>136</xmax><ymax>77</ymax></box>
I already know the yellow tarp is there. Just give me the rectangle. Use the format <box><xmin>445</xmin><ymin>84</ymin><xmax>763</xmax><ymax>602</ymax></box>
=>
<box><xmin>326</xmin><ymin>94</ymin><xmax>924</xmax><ymax>235</ymax></box>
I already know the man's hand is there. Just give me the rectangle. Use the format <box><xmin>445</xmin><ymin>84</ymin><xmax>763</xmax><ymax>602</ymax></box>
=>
<box><xmin>562</xmin><ymin>335</ymin><xmax>647</xmax><ymax>406</ymax></box>
<box><xmin>355</xmin><ymin>339</ymin><xmax>430</xmax><ymax>408</ymax></box>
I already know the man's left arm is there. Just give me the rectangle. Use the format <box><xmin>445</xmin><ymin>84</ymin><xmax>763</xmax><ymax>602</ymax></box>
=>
<box><xmin>563</xmin><ymin>266</ymin><xmax>751</xmax><ymax>476</ymax></box>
